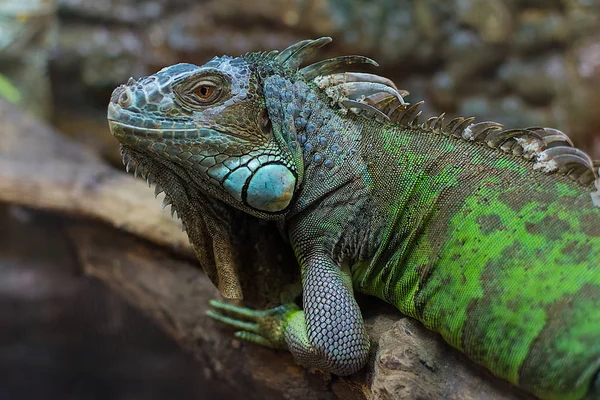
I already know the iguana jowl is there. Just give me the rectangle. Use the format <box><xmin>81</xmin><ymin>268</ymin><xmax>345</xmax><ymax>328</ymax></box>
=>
<box><xmin>107</xmin><ymin>38</ymin><xmax>600</xmax><ymax>399</ymax></box>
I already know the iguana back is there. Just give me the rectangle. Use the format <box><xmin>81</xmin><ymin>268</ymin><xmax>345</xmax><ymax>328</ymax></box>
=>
<box><xmin>352</xmin><ymin>117</ymin><xmax>600</xmax><ymax>399</ymax></box>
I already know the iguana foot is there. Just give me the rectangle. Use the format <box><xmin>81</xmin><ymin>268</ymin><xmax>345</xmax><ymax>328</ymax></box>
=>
<box><xmin>207</xmin><ymin>300</ymin><xmax>300</xmax><ymax>349</ymax></box>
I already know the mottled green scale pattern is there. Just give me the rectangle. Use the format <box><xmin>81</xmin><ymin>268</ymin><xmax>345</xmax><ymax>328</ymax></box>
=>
<box><xmin>352</xmin><ymin>119</ymin><xmax>600</xmax><ymax>399</ymax></box>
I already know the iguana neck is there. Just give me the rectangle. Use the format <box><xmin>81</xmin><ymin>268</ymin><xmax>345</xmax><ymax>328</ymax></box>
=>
<box><xmin>287</xmin><ymin>113</ymin><xmax>368</xmax><ymax>213</ymax></box>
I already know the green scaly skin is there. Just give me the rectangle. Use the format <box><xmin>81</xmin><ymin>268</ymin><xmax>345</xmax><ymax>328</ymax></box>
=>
<box><xmin>107</xmin><ymin>38</ymin><xmax>600</xmax><ymax>399</ymax></box>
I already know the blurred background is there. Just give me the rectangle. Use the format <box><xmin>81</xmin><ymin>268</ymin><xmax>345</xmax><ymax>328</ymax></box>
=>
<box><xmin>1</xmin><ymin>0</ymin><xmax>599</xmax><ymax>398</ymax></box>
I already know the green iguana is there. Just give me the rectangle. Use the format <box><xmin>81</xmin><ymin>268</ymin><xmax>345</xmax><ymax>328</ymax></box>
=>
<box><xmin>107</xmin><ymin>38</ymin><xmax>600</xmax><ymax>400</ymax></box>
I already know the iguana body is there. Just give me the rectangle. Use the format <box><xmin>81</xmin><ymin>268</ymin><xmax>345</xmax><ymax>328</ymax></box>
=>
<box><xmin>107</xmin><ymin>38</ymin><xmax>600</xmax><ymax>399</ymax></box>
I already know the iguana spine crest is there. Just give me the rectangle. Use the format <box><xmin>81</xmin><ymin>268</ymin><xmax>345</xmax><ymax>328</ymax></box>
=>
<box><xmin>272</xmin><ymin>37</ymin><xmax>599</xmax><ymax>204</ymax></box>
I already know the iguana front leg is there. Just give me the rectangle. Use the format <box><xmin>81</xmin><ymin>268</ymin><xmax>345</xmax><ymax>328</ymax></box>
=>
<box><xmin>209</xmin><ymin>253</ymin><xmax>370</xmax><ymax>376</ymax></box>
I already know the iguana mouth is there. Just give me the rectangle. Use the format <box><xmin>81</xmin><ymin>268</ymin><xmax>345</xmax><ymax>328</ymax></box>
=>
<box><xmin>108</xmin><ymin>101</ymin><xmax>259</xmax><ymax>146</ymax></box>
<box><xmin>108</xmin><ymin>102</ymin><xmax>197</xmax><ymax>136</ymax></box>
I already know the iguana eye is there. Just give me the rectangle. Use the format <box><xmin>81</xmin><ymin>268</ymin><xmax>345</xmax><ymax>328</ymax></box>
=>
<box><xmin>173</xmin><ymin>73</ymin><xmax>227</xmax><ymax>109</ymax></box>
<box><xmin>193</xmin><ymin>83</ymin><xmax>220</xmax><ymax>102</ymax></box>
<box><xmin>189</xmin><ymin>80</ymin><xmax>221</xmax><ymax>104</ymax></box>
<box><xmin>195</xmin><ymin>85</ymin><xmax>214</xmax><ymax>99</ymax></box>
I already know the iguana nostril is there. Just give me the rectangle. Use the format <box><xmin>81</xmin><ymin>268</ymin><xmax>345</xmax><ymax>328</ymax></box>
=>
<box><xmin>118</xmin><ymin>89</ymin><xmax>132</xmax><ymax>108</ymax></box>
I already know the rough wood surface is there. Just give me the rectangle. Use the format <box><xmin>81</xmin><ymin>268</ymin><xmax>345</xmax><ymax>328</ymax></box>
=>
<box><xmin>0</xmin><ymin>99</ymin><xmax>533</xmax><ymax>399</ymax></box>
<box><xmin>65</xmin><ymin>222</ymin><xmax>532</xmax><ymax>400</ymax></box>
<box><xmin>65</xmin><ymin>222</ymin><xmax>344</xmax><ymax>400</ymax></box>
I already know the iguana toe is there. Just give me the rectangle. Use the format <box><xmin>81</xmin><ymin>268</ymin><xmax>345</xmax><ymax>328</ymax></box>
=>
<box><xmin>207</xmin><ymin>299</ymin><xmax>299</xmax><ymax>350</ymax></box>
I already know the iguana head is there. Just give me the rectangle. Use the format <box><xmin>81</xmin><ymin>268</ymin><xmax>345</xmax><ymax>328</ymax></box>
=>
<box><xmin>107</xmin><ymin>37</ymin><xmax>406</xmax><ymax>298</ymax></box>
<box><xmin>107</xmin><ymin>54</ymin><xmax>305</xmax><ymax>218</ymax></box>
<box><xmin>107</xmin><ymin>37</ymin><xmax>407</xmax><ymax>219</ymax></box>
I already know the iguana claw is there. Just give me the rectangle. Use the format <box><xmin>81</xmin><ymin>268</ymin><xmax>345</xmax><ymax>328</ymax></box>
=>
<box><xmin>207</xmin><ymin>299</ymin><xmax>300</xmax><ymax>349</ymax></box>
